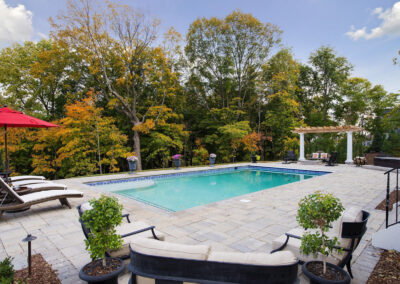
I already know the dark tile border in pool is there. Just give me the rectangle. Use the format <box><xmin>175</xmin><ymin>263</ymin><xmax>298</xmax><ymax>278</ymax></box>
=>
<box><xmin>86</xmin><ymin>165</ymin><xmax>331</xmax><ymax>187</ymax></box>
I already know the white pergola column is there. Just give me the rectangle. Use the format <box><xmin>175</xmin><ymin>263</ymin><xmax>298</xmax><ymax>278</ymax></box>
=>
<box><xmin>299</xmin><ymin>133</ymin><xmax>306</xmax><ymax>161</ymax></box>
<box><xmin>345</xmin><ymin>131</ymin><xmax>353</xmax><ymax>164</ymax></box>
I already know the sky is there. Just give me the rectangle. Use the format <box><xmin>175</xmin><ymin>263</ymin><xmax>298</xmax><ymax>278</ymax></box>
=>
<box><xmin>1</xmin><ymin>0</ymin><xmax>400</xmax><ymax>93</ymax></box>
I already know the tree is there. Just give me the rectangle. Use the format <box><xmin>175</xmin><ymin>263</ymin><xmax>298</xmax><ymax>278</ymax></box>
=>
<box><xmin>51</xmin><ymin>0</ymin><xmax>182</xmax><ymax>170</ymax></box>
<box><xmin>217</xmin><ymin>121</ymin><xmax>251</xmax><ymax>162</ymax></box>
<box><xmin>261</xmin><ymin>49</ymin><xmax>303</xmax><ymax>158</ymax></box>
<box><xmin>55</xmin><ymin>94</ymin><xmax>129</xmax><ymax>178</ymax></box>
<box><xmin>185</xmin><ymin>10</ymin><xmax>281</xmax><ymax>116</ymax></box>
<box><xmin>0</xmin><ymin>40</ymin><xmax>87</xmax><ymax>119</ymax></box>
<box><xmin>308</xmin><ymin>46</ymin><xmax>352</xmax><ymax>124</ymax></box>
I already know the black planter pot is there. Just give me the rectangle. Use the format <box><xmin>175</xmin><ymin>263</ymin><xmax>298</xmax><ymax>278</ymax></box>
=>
<box><xmin>251</xmin><ymin>156</ymin><xmax>257</xmax><ymax>163</ymax></box>
<box><xmin>128</xmin><ymin>160</ymin><xmax>137</xmax><ymax>174</ymax></box>
<box><xmin>174</xmin><ymin>159</ymin><xmax>181</xmax><ymax>170</ymax></box>
<box><xmin>302</xmin><ymin>261</ymin><xmax>351</xmax><ymax>284</ymax></box>
<box><xmin>209</xmin><ymin>157</ymin><xmax>216</xmax><ymax>166</ymax></box>
<box><xmin>79</xmin><ymin>258</ymin><xmax>124</xmax><ymax>284</ymax></box>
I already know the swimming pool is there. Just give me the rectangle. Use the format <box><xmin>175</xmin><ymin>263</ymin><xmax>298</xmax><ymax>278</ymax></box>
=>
<box><xmin>88</xmin><ymin>166</ymin><xmax>329</xmax><ymax>212</ymax></box>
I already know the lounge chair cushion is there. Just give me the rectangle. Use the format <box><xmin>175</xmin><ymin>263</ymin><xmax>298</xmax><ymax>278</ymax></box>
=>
<box><xmin>312</xmin><ymin>153</ymin><xmax>319</xmax><ymax>159</ymax></box>
<box><xmin>331</xmin><ymin>207</ymin><xmax>363</xmax><ymax>248</ymax></box>
<box><xmin>108</xmin><ymin>222</ymin><xmax>165</xmax><ymax>258</ymax></box>
<box><xmin>208</xmin><ymin>250</ymin><xmax>296</xmax><ymax>266</ymax></box>
<box><xmin>9</xmin><ymin>176</ymin><xmax>45</xmax><ymax>182</ymax></box>
<box><xmin>130</xmin><ymin>237</ymin><xmax>210</xmax><ymax>261</ymax></box>
<box><xmin>18</xmin><ymin>182</ymin><xmax>66</xmax><ymax>190</ymax></box>
<box><xmin>271</xmin><ymin>228</ymin><xmax>343</xmax><ymax>265</ymax></box>
<box><xmin>20</xmin><ymin>189</ymin><xmax>83</xmax><ymax>203</ymax></box>
<box><xmin>79</xmin><ymin>202</ymin><xmax>93</xmax><ymax>213</ymax></box>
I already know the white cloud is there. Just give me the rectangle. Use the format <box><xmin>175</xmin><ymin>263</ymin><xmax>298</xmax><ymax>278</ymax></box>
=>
<box><xmin>0</xmin><ymin>0</ymin><xmax>34</xmax><ymax>45</ymax></box>
<box><xmin>347</xmin><ymin>2</ymin><xmax>400</xmax><ymax>40</ymax></box>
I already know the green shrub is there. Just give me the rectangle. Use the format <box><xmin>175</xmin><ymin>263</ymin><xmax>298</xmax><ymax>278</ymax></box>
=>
<box><xmin>0</xmin><ymin>257</ymin><xmax>14</xmax><ymax>284</ymax></box>
<box><xmin>81</xmin><ymin>195</ymin><xmax>123</xmax><ymax>267</ymax></box>
<box><xmin>297</xmin><ymin>191</ymin><xmax>344</xmax><ymax>275</ymax></box>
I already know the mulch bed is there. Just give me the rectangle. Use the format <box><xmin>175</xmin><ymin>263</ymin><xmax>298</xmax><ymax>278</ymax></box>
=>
<box><xmin>367</xmin><ymin>250</ymin><xmax>400</xmax><ymax>284</ymax></box>
<box><xmin>14</xmin><ymin>254</ymin><xmax>61</xmax><ymax>284</ymax></box>
<box><xmin>376</xmin><ymin>191</ymin><xmax>399</xmax><ymax>211</ymax></box>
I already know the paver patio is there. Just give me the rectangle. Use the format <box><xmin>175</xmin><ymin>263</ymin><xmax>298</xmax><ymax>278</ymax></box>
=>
<box><xmin>0</xmin><ymin>162</ymin><xmax>393</xmax><ymax>283</ymax></box>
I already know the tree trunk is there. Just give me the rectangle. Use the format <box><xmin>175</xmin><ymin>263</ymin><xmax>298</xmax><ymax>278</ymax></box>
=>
<box><xmin>133</xmin><ymin>129</ymin><xmax>142</xmax><ymax>170</ymax></box>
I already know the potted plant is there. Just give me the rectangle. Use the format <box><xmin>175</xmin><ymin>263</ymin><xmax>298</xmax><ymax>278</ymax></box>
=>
<box><xmin>79</xmin><ymin>195</ymin><xmax>125</xmax><ymax>284</ymax></box>
<box><xmin>172</xmin><ymin>154</ymin><xmax>182</xmax><ymax>170</ymax></box>
<box><xmin>297</xmin><ymin>191</ymin><xmax>350</xmax><ymax>284</ymax></box>
<box><xmin>126</xmin><ymin>155</ymin><xmax>138</xmax><ymax>174</ymax></box>
<box><xmin>209</xmin><ymin>153</ymin><xmax>216</xmax><ymax>167</ymax></box>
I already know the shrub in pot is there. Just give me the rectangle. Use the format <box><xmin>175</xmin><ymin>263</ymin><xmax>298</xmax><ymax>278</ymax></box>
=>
<box><xmin>297</xmin><ymin>191</ymin><xmax>350</xmax><ymax>284</ymax></box>
<box><xmin>79</xmin><ymin>195</ymin><xmax>125</xmax><ymax>284</ymax></box>
<box><xmin>209</xmin><ymin>153</ymin><xmax>216</xmax><ymax>166</ymax></box>
<box><xmin>173</xmin><ymin>154</ymin><xmax>182</xmax><ymax>170</ymax></box>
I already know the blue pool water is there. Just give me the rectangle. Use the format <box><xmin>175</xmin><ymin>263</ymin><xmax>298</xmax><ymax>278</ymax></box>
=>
<box><xmin>90</xmin><ymin>167</ymin><xmax>327</xmax><ymax>212</ymax></box>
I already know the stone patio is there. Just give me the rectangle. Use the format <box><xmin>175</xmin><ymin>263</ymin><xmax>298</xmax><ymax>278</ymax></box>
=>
<box><xmin>0</xmin><ymin>162</ymin><xmax>393</xmax><ymax>283</ymax></box>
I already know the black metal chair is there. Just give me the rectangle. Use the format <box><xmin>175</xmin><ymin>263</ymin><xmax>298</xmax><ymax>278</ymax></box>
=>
<box><xmin>283</xmin><ymin>151</ymin><xmax>298</xmax><ymax>164</ymax></box>
<box><xmin>128</xmin><ymin>247</ymin><xmax>299</xmax><ymax>284</ymax></box>
<box><xmin>323</xmin><ymin>152</ymin><xmax>338</xmax><ymax>166</ymax></box>
<box><xmin>77</xmin><ymin>204</ymin><xmax>162</xmax><ymax>260</ymax></box>
<box><xmin>271</xmin><ymin>210</ymin><xmax>370</xmax><ymax>279</ymax></box>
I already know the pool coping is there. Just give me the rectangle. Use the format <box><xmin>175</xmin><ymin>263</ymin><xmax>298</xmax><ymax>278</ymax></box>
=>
<box><xmin>86</xmin><ymin>165</ymin><xmax>331</xmax><ymax>186</ymax></box>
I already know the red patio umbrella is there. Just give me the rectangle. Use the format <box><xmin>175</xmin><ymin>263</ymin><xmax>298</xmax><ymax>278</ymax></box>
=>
<box><xmin>0</xmin><ymin>107</ymin><xmax>59</xmax><ymax>176</ymax></box>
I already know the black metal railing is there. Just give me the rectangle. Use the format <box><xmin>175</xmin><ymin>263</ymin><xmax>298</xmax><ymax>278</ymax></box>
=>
<box><xmin>385</xmin><ymin>167</ymin><xmax>399</xmax><ymax>228</ymax></box>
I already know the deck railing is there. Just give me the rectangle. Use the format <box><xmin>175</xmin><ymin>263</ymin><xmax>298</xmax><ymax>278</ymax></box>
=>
<box><xmin>385</xmin><ymin>167</ymin><xmax>399</xmax><ymax>228</ymax></box>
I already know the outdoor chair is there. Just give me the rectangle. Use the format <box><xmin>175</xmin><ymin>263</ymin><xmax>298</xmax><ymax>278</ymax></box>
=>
<box><xmin>128</xmin><ymin>237</ymin><xmax>299</xmax><ymax>284</ymax></box>
<box><xmin>271</xmin><ymin>208</ymin><xmax>370</xmax><ymax>279</ymax></box>
<box><xmin>323</xmin><ymin>152</ymin><xmax>338</xmax><ymax>166</ymax></box>
<box><xmin>0</xmin><ymin>178</ymin><xmax>83</xmax><ymax>218</ymax></box>
<box><xmin>78</xmin><ymin>203</ymin><xmax>165</xmax><ymax>260</ymax></box>
<box><xmin>283</xmin><ymin>151</ymin><xmax>297</xmax><ymax>164</ymax></box>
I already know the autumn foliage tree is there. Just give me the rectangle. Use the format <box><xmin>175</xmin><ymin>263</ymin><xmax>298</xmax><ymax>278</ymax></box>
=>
<box><xmin>44</xmin><ymin>94</ymin><xmax>129</xmax><ymax>178</ymax></box>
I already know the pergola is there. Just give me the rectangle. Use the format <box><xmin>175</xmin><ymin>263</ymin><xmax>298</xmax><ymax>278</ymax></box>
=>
<box><xmin>292</xmin><ymin>125</ymin><xmax>364</xmax><ymax>164</ymax></box>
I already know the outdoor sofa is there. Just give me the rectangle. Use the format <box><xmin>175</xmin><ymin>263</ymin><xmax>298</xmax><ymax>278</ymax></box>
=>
<box><xmin>271</xmin><ymin>207</ymin><xmax>370</xmax><ymax>278</ymax></box>
<box><xmin>78</xmin><ymin>203</ymin><xmax>165</xmax><ymax>261</ymax></box>
<box><xmin>0</xmin><ymin>178</ymin><xmax>83</xmax><ymax>217</ymax></box>
<box><xmin>128</xmin><ymin>237</ymin><xmax>299</xmax><ymax>284</ymax></box>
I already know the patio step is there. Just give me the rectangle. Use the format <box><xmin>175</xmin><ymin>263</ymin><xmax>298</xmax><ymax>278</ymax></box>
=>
<box><xmin>372</xmin><ymin>223</ymin><xmax>400</xmax><ymax>252</ymax></box>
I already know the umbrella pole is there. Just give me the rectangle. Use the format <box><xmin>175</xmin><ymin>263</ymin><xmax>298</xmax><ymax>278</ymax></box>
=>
<box><xmin>4</xmin><ymin>125</ymin><xmax>8</xmax><ymax>182</ymax></box>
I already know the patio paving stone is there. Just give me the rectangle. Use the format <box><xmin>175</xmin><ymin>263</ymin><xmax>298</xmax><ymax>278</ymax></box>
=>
<box><xmin>0</xmin><ymin>162</ymin><xmax>396</xmax><ymax>283</ymax></box>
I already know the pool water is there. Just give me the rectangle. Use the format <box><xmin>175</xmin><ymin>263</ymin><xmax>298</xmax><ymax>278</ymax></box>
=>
<box><xmin>97</xmin><ymin>169</ymin><xmax>317</xmax><ymax>211</ymax></box>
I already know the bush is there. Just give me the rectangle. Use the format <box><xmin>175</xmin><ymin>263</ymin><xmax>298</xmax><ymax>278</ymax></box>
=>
<box><xmin>297</xmin><ymin>191</ymin><xmax>344</xmax><ymax>275</ymax></box>
<box><xmin>0</xmin><ymin>257</ymin><xmax>14</xmax><ymax>284</ymax></box>
<box><xmin>81</xmin><ymin>195</ymin><xmax>123</xmax><ymax>267</ymax></box>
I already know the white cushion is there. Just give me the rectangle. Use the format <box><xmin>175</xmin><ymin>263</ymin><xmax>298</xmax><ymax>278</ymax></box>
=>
<box><xmin>320</xmin><ymin>153</ymin><xmax>328</xmax><ymax>159</ymax></box>
<box><xmin>9</xmin><ymin>175</ymin><xmax>45</xmax><ymax>182</ymax></box>
<box><xmin>20</xmin><ymin>189</ymin><xmax>83</xmax><ymax>203</ymax></box>
<box><xmin>208</xmin><ymin>250</ymin><xmax>296</xmax><ymax>266</ymax></box>
<box><xmin>130</xmin><ymin>237</ymin><xmax>210</xmax><ymax>260</ymax></box>
<box><xmin>79</xmin><ymin>202</ymin><xmax>93</xmax><ymax>213</ymax></box>
<box><xmin>331</xmin><ymin>207</ymin><xmax>363</xmax><ymax>248</ymax></box>
<box><xmin>312</xmin><ymin>153</ymin><xmax>319</xmax><ymax>159</ymax></box>
<box><xmin>20</xmin><ymin>182</ymin><xmax>66</xmax><ymax>190</ymax></box>
<box><xmin>271</xmin><ymin>228</ymin><xmax>343</xmax><ymax>264</ymax></box>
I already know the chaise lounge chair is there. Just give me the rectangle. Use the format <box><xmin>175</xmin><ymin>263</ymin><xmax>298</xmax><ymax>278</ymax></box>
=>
<box><xmin>78</xmin><ymin>203</ymin><xmax>165</xmax><ymax>260</ymax></box>
<box><xmin>270</xmin><ymin>208</ymin><xmax>370</xmax><ymax>278</ymax></box>
<box><xmin>128</xmin><ymin>237</ymin><xmax>299</xmax><ymax>284</ymax></box>
<box><xmin>323</xmin><ymin>152</ymin><xmax>338</xmax><ymax>166</ymax></box>
<box><xmin>0</xmin><ymin>178</ymin><xmax>83</xmax><ymax>218</ymax></box>
<box><xmin>283</xmin><ymin>151</ymin><xmax>298</xmax><ymax>164</ymax></box>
